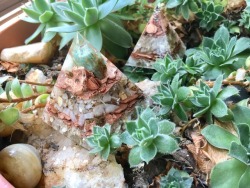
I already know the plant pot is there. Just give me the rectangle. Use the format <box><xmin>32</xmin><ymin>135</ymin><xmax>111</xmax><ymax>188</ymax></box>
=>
<box><xmin>0</xmin><ymin>5</ymin><xmax>40</xmax><ymax>53</ymax></box>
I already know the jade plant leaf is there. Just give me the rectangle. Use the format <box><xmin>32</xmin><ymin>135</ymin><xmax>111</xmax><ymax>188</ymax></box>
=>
<box><xmin>11</xmin><ymin>78</ymin><xmax>23</xmax><ymax>98</ymax></box>
<box><xmin>0</xmin><ymin>107</ymin><xmax>19</xmax><ymax>126</ymax></box>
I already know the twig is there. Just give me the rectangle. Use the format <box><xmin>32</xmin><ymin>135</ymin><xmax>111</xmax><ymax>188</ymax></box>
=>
<box><xmin>21</xmin><ymin>103</ymin><xmax>46</xmax><ymax>113</ymax></box>
<box><xmin>205</xmin><ymin>80</ymin><xmax>250</xmax><ymax>87</ymax></box>
<box><xmin>7</xmin><ymin>78</ymin><xmax>54</xmax><ymax>87</ymax></box>
<box><xmin>0</xmin><ymin>90</ymin><xmax>51</xmax><ymax>103</ymax></box>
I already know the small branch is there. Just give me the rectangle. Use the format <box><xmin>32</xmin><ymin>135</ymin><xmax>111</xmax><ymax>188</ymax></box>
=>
<box><xmin>205</xmin><ymin>80</ymin><xmax>250</xmax><ymax>88</ymax></box>
<box><xmin>21</xmin><ymin>103</ymin><xmax>46</xmax><ymax>113</ymax></box>
<box><xmin>0</xmin><ymin>90</ymin><xmax>51</xmax><ymax>103</ymax></box>
<box><xmin>7</xmin><ymin>78</ymin><xmax>54</xmax><ymax>87</ymax></box>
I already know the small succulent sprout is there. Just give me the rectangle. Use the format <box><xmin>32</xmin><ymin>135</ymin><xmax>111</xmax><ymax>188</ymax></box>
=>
<box><xmin>152</xmin><ymin>55</ymin><xmax>187</xmax><ymax>84</ymax></box>
<box><xmin>121</xmin><ymin>107</ymin><xmax>179</xmax><ymax>167</ymax></box>
<box><xmin>152</xmin><ymin>74</ymin><xmax>192</xmax><ymax>121</ymax></box>
<box><xmin>165</xmin><ymin>0</ymin><xmax>199</xmax><ymax>20</ymax></box>
<box><xmin>160</xmin><ymin>167</ymin><xmax>193</xmax><ymax>188</ymax></box>
<box><xmin>86</xmin><ymin>124</ymin><xmax>122</xmax><ymax>160</ymax></box>
<box><xmin>47</xmin><ymin>0</ymin><xmax>134</xmax><ymax>57</ymax></box>
<box><xmin>71</xmin><ymin>33</ymin><xmax>107</xmax><ymax>79</ymax></box>
<box><xmin>191</xmin><ymin>75</ymin><xmax>238</xmax><ymax>123</ymax></box>
<box><xmin>187</xmin><ymin>25</ymin><xmax>250</xmax><ymax>80</ymax></box>
<box><xmin>196</xmin><ymin>1</ymin><xmax>224</xmax><ymax>31</ymax></box>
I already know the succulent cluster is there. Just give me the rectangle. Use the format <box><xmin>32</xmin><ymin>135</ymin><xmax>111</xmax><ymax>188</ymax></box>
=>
<box><xmin>191</xmin><ymin>75</ymin><xmax>238</xmax><ymax>123</ymax></box>
<box><xmin>22</xmin><ymin>0</ymin><xmax>134</xmax><ymax>57</ymax></box>
<box><xmin>86</xmin><ymin>124</ymin><xmax>122</xmax><ymax>160</ymax></box>
<box><xmin>187</xmin><ymin>25</ymin><xmax>250</xmax><ymax>80</ymax></box>
<box><xmin>152</xmin><ymin>56</ymin><xmax>186</xmax><ymax>84</ymax></box>
<box><xmin>152</xmin><ymin>74</ymin><xmax>192</xmax><ymax>121</ymax></box>
<box><xmin>121</xmin><ymin>107</ymin><xmax>179</xmax><ymax>167</ymax></box>
<box><xmin>196</xmin><ymin>1</ymin><xmax>224</xmax><ymax>31</ymax></box>
<box><xmin>160</xmin><ymin>167</ymin><xmax>193</xmax><ymax>188</ymax></box>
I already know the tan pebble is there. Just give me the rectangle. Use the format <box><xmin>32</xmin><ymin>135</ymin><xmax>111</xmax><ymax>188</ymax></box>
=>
<box><xmin>146</xmin><ymin>23</ymin><xmax>157</xmax><ymax>34</ymax></box>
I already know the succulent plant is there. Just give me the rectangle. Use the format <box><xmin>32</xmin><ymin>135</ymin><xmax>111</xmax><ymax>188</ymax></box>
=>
<box><xmin>48</xmin><ymin>0</ymin><xmax>134</xmax><ymax>58</ymax></box>
<box><xmin>152</xmin><ymin>74</ymin><xmax>192</xmax><ymax>121</ymax></box>
<box><xmin>160</xmin><ymin>167</ymin><xmax>193</xmax><ymax>188</ymax></box>
<box><xmin>22</xmin><ymin>0</ymin><xmax>64</xmax><ymax>44</ymax></box>
<box><xmin>0</xmin><ymin>77</ymin><xmax>49</xmax><ymax>126</ymax></box>
<box><xmin>86</xmin><ymin>124</ymin><xmax>122</xmax><ymax>160</ymax></box>
<box><xmin>165</xmin><ymin>0</ymin><xmax>199</xmax><ymax>20</ymax></box>
<box><xmin>202</xmin><ymin>105</ymin><xmax>250</xmax><ymax>188</ymax></box>
<box><xmin>196</xmin><ymin>1</ymin><xmax>224</xmax><ymax>31</ymax></box>
<box><xmin>187</xmin><ymin>25</ymin><xmax>250</xmax><ymax>80</ymax></box>
<box><xmin>239</xmin><ymin>0</ymin><xmax>250</xmax><ymax>30</ymax></box>
<box><xmin>191</xmin><ymin>75</ymin><xmax>238</xmax><ymax>123</ymax></box>
<box><xmin>152</xmin><ymin>55</ymin><xmax>186</xmax><ymax>84</ymax></box>
<box><xmin>121</xmin><ymin>107</ymin><xmax>179</xmax><ymax>167</ymax></box>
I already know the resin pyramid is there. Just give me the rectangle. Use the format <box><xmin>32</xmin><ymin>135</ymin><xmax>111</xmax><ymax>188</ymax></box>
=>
<box><xmin>43</xmin><ymin>33</ymin><xmax>143</xmax><ymax>149</ymax></box>
<box><xmin>126</xmin><ymin>4</ymin><xmax>186</xmax><ymax>68</ymax></box>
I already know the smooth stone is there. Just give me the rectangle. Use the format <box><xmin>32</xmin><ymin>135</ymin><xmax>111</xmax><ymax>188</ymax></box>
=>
<box><xmin>0</xmin><ymin>41</ymin><xmax>57</xmax><ymax>64</ymax></box>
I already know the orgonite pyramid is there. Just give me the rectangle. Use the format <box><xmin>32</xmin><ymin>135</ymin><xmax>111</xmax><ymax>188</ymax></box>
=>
<box><xmin>126</xmin><ymin>4</ymin><xmax>186</xmax><ymax>68</ymax></box>
<box><xmin>43</xmin><ymin>33</ymin><xmax>143</xmax><ymax>149</ymax></box>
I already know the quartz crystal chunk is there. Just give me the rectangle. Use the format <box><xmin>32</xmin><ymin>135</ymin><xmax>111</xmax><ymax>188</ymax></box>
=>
<box><xmin>126</xmin><ymin>4</ymin><xmax>186</xmax><ymax>68</ymax></box>
<box><xmin>43</xmin><ymin>33</ymin><xmax>143</xmax><ymax>149</ymax></box>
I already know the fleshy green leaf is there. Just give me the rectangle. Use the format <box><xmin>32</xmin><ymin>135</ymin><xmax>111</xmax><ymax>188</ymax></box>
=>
<box><xmin>213</xmin><ymin>75</ymin><xmax>223</xmax><ymax>96</ymax></box>
<box><xmin>211</xmin><ymin>159</ymin><xmax>247</xmax><ymax>188</ymax></box>
<box><xmin>39</xmin><ymin>10</ymin><xmax>54</xmax><ymax>23</ymax></box>
<box><xmin>158</xmin><ymin>120</ymin><xmax>175</xmax><ymax>135</ymax></box>
<box><xmin>237</xmin><ymin>124</ymin><xmax>250</xmax><ymax>149</ymax></box>
<box><xmin>239</xmin><ymin>167</ymin><xmax>250</xmax><ymax>188</ymax></box>
<box><xmin>0</xmin><ymin>107</ymin><xmax>19</xmax><ymax>126</ymax></box>
<box><xmin>140</xmin><ymin>144</ymin><xmax>157</xmax><ymax>164</ymax></box>
<box><xmin>11</xmin><ymin>78</ymin><xmax>23</xmax><ymax>98</ymax></box>
<box><xmin>98</xmin><ymin>0</ymin><xmax>118</xmax><ymax>19</ymax></box>
<box><xmin>5</xmin><ymin>81</ymin><xmax>12</xmax><ymax>102</ymax></box>
<box><xmin>34</xmin><ymin>94</ymin><xmax>49</xmax><ymax>105</ymax></box>
<box><xmin>232</xmin><ymin>37</ymin><xmax>250</xmax><ymax>56</ymax></box>
<box><xmin>85</xmin><ymin>24</ymin><xmax>102</xmax><ymax>51</ymax></box>
<box><xmin>129</xmin><ymin>146</ymin><xmax>142</xmax><ymax>167</ymax></box>
<box><xmin>154</xmin><ymin>135</ymin><xmax>179</xmax><ymax>154</ymax></box>
<box><xmin>167</xmin><ymin>0</ymin><xmax>182</xmax><ymax>8</ymax></box>
<box><xmin>229</xmin><ymin>142</ymin><xmax>249</xmax><ymax>164</ymax></box>
<box><xmin>34</xmin><ymin>0</ymin><xmax>50</xmax><ymax>13</ymax></box>
<box><xmin>211</xmin><ymin>98</ymin><xmax>228</xmax><ymax>117</ymax></box>
<box><xmin>64</xmin><ymin>10</ymin><xmax>85</xmax><ymax>26</ymax></box>
<box><xmin>100</xmin><ymin>18</ymin><xmax>132</xmax><ymax>48</ymax></box>
<box><xmin>47</xmin><ymin>25</ymin><xmax>83</xmax><ymax>33</ymax></box>
<box><xmin>218</xmin><ymin>86</ymin><xmax>239</xmax><ymax>100</ymax></box>
<box><xmin>110</xmin><ymin>134</ymin><xmax>121</xmax><ymax>149</ymax></box>
<box><xmin>232</xmin><ymin>105</ymin><xmax>250</xmax><ymax>125</ymax></box>
<box><xmin>201</xmin><ymin>124</ymin><xmax>239</xmax><ymax>150</ymax></box>
<box><xmin>121</xmin><ymin>131</ymin><xmax>137</xmax><ymax>146</ymax></box>
<box><xmin>100</xmin><ymin>146</ymin><xmax>110</xmax><ymax>160</ymax></box>
<box><xmin>22</xmin><ymin>8</ymin><xmax>40</xmax><ymax>21</ymax></box>
<box><xmin>21</xmin><ymin>84</ymin><xmax>34</xmax><ymax>98</ymax></box>
<box><xmin>84</xmin><ymin>7</ymin><xmax>99</xmax><ymax>26</ymax></box>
